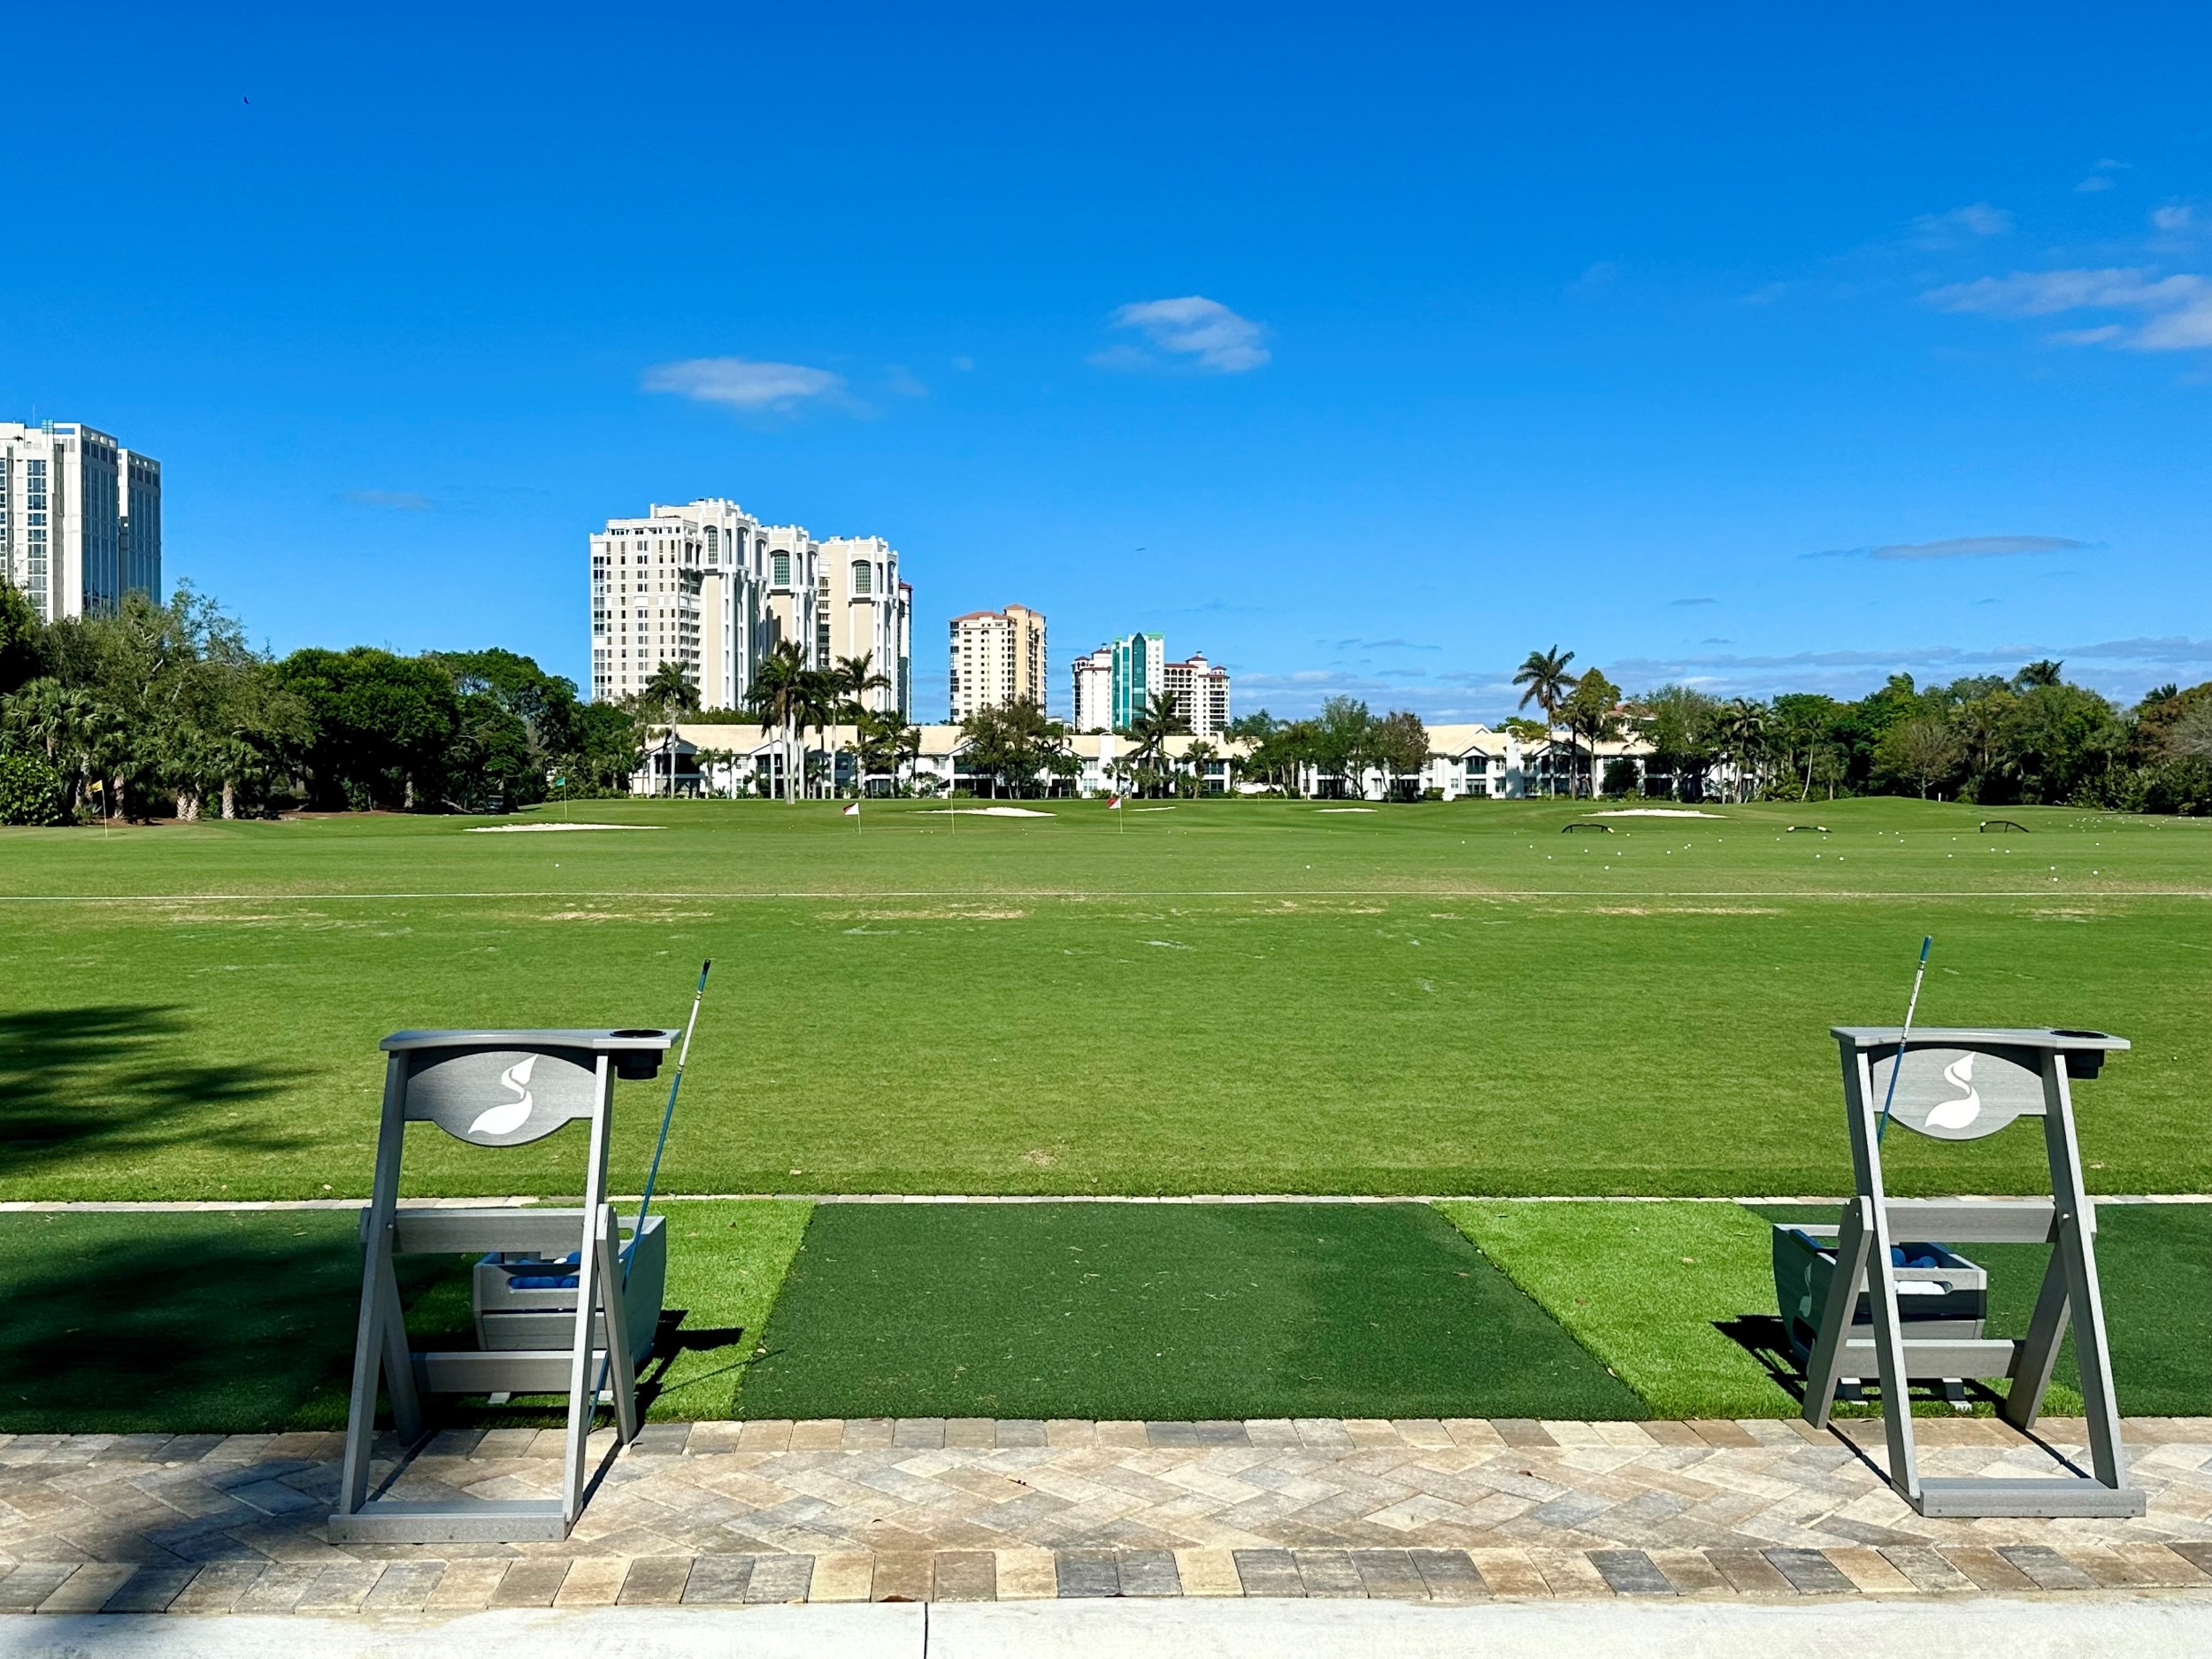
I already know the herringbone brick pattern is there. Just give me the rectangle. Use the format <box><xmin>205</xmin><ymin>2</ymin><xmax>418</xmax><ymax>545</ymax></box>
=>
<box><xmin>3</xmin><ymin>1417</ymin><xmax>2209</xmax><ymax>1613</ymax></box>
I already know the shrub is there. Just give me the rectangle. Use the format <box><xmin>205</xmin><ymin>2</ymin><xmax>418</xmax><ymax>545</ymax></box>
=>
<box><xmin>0</xmin><ymin>749</ymin><xmax>69</xmax><ymax>826</ymax></box>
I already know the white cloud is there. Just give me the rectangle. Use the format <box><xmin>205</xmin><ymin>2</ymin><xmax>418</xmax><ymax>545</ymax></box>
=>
<box><xmin>1870</xmin><ymin>534</ymin><xmax>2085</xmax><ymax>561</ymax></box>
<box><xmin>1925</xmin><ymin>267</ymin><xmax>2212</xmax><ymax>351</ymax></box>
<box><xmin>2154</xmin><ymin>203</ymin><xmax>2195</xmax><ymax>233</ymax></box>
<box><xmin>1096</xmin><ymin>296</ymin><xmax>1270</xmax><ymax>373</ymax></box>
<box><xmin>640</xmin><ymin>357</ymin><xmax>849</xmax><ymax>411</ymax></box>
<box><xmin>1805</xmin><ymin>534</ymin><xmax>2087</xmax><ymax>561</ymax></box>
<box><xmin>342</xmin><ymin>488</ymin><xmax>434</xmax><ymax>511</ymax></box>
<box><xmin>1911</xmin><ymin>203</ymin><xmax>2013</xmax><ymax>245</ymax></box>
<box><xmin>2075</xmin><ymin>174</ymin><xmax>2116</xmax><ymax>194</ymax></box>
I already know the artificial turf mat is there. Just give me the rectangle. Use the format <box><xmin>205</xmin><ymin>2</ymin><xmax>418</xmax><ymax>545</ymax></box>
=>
<box><xmin>0</xmin><ymin>1201</ymin><xmax>810</xmax><ymax>1433</ymax></box>
<box><xmin>1440</xmin><ymin>1201</ymin><xmax>1799</xmax><ymax>1417</ymax></box>
<box><xmin>734</xmin><ymin>1201</ymin><xmax>1646</xmax><ymax>1421</ymax></box>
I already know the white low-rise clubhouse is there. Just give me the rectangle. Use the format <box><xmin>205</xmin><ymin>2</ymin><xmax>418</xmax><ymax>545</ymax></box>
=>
<box><xmin>634</xmin><ymin>719</ymin><xmax>1658</xmax><ymax>800</ymax></box>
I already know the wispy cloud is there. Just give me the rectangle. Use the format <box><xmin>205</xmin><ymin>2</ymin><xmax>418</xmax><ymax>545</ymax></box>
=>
<box><xmin>641</xmin><ymin>356</ymin><xmax>850</xmax><ymax>411</ymax></box>
<box><xmin>1332</xmin><ymin>637</ymin><xmax>1440</xmax><ymax>651</ymax></box>
<box><xmin>342</xmin><ymin>488</ymin><xmax>434</xmax><ymax>511</ymax></box>
<box><xmin>2077</xmin><ymin>157</ymin><xmax>2129</xmax><ymax>193</ymax></box>
<box><xmin>1667</xmin><ymin>595</ymin><xmax>1717</xmax><ymax>607</ymax></box>
<box><xmin>1911</xmin><ymin>203</ymin><xmax>2013</xmax><ymax>246</ymax></box>
<box><xmin>881</xmin><ymin>365</ymin><xmax>930</xmax><ymax>399</ymax></box>
<box><xmin>1925</xmin><ymin>267</ymin><xmax>2212</xmax><ymax>351</ymax></box>
<box><xmin>1094</xmin><ymin>296</ymin><xmax>1270</xmax><ymax>373</ymax></box>
<box><xmin>1566</xmin><ymin>260</ymin><xmax>1620</xmax><ymax>296</ymax></box>
<box><xmin>1804</xmin><ymin>534</ymin><xmax>2087</xmax><ymax>561</ymax></box>
<box><xmin>2154</xmin><ymin>203</ymin><xmax>2196</xmax><ymax>234</ymax></box>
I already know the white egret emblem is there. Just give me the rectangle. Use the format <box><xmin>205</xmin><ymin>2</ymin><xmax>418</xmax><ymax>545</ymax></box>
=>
<box><xmin>1924</xmin><ymin>1053</ymin><xmax>1982</xmax><ymax>1132</ymax></box>
<box><xmin>469</xmin><ymin>1056</ymin><xmax>537</xmax><ymax>1139</ymax></box>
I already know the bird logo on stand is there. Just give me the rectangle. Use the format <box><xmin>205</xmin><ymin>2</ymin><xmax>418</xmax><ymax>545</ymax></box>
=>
<box><xmin>1924</xmin><ymin>1053</ymin><xmax>1982</xmax><ymax>1132</ymax></box>
<box><xmin>469</xmin><ymin>1056</ymin><xmax>537</xmax><ymax>1139</ymax></box>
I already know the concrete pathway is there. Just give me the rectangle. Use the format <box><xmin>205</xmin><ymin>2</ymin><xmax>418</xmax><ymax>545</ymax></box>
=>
<box><xmin>2</xmin><ymin>1417</ymin><xmax>2210</xmax><ymax>1619</ymax></box>
<box><xmin>7</xmin><ymin>1597</ymin><xmax>2212</xmax><ymax>1657</ymax></box>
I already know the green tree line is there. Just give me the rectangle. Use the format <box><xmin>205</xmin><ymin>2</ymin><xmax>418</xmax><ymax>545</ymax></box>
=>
<box><xmin>0</xmin><ymin>583</ymin><xmax>641</xmax><ymax>825</ymax></box>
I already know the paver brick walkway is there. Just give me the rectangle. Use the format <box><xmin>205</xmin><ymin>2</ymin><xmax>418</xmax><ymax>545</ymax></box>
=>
<box><xmin>4</xmin><ymin>1417</ymin><xmax>2211</xmax><ymax>1614</ymax></box>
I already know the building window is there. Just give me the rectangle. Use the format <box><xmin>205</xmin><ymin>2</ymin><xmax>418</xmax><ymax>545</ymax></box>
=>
<box><xmin>772</xmin><ymin>552</ymin><xmax>791</xmax><ymax>587</ymax></box>
<box><xmin>851</xmin><ymin>559</ymin><xmax>872</xmax><ymax>595</ymax></box>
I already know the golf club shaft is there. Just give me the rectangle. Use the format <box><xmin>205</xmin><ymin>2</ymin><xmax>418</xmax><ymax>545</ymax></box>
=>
<box><xmin>594</xmin><ymin>959</ymin><xmax>711</xmax><ymax>1411</ymax></box>
<box><xmin>634</xmin><ymin>958</ymin><xmax>712</xmax><ymax>1246</ymax></box>
<box><xmin>1875</xmin><ymin>935</ymin><xmax>1932</xmax><ymax>1143</ymax></box>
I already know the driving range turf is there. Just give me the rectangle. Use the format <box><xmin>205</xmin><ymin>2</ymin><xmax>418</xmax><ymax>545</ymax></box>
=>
<box><xmin>4</xmin><ymin>1198</ymin><xmax>2206</xmax><ymax>1431</ymax></box>
<box><xmin>4</xmin><ymin>795</ymin><xmax>2208</xmax><ymax>1200</ymax></box>
<box><xmin>4</xmin><ymin>796</ymin><xmax>2208</xmax><ymax>1430</ymax></box>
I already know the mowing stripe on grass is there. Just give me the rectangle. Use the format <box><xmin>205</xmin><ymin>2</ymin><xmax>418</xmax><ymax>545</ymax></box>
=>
<box><xmin>1439</xmin><ymin>1201</ymin><xmax>1801</xmax><ymax>1418</ymax></box>
<box><xmin>737</xmin><ymin>1201</ymin><xmax>1645</xmax><ymax>1421</ymax></box>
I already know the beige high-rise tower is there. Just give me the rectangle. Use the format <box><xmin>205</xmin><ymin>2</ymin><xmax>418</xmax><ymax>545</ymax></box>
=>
<box><xmin>948</xmin><ymin>603</ymin><xmax>1047</xmax><ymax>721</ymax></box>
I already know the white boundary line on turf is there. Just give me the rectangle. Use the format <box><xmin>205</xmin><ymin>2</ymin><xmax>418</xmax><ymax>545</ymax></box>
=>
<box><xmin>5</xmin><ymin>1193</ymin><xmax>2208</xmax><ymax>1212</ymax></box>
<box><xmin>2</xmin><ymin>888</ymin><xmax>2208</xmax><ymax>902</ymax></box>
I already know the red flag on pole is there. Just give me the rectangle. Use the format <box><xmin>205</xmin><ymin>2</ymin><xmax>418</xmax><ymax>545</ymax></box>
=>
<box><xmin>841</xmin><ymin>803</ymin><xmax>860</xmax><ymax>817</ymax></box>
<box><xmin>1107</xmin><ymin>794</ymin><xmax>1123</xmax><ymax>809</ymax></box>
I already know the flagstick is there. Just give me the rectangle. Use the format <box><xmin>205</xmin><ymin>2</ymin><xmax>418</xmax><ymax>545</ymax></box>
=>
<box><xmin>1876</xmin><ymin>935</ymin><xmax>1933</xmax><ymax>1144</ymax></box>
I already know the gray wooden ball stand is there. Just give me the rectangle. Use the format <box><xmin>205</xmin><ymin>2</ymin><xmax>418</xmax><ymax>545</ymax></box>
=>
<box><xmin>329</xmin><ymin>1027</ymin><xmax>675</xmax><ymax>1544</ymax></box>
<box><xmin>1804</xmin><ymin>1025</ymin><xmax>2143</xmax><ymax>1518</ymax></box>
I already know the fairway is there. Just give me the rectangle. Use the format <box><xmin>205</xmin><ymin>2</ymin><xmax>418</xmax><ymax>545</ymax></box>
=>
<box><xmin>3</xmin><ymin>796</ymin><xmax>2207</xmax><ymax>1199</ymax></box>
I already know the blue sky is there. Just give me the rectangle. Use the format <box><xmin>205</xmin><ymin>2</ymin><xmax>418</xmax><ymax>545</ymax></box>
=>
<box><xmin>5</xmin><ymin>3</ymin><xmax>2207</xmax><ymax>721</ymax></box>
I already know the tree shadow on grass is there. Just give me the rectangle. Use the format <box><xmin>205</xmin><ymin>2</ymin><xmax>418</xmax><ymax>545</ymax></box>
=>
<box><xmin>0</xmin><ymin>1006</ymin><xmax>311</xmax><ymax>1184</ymax></box>
<box><xmin>0</xmin><ymin>1212</ymin><xmax>449</xmax><ymax>1434</ymax></box>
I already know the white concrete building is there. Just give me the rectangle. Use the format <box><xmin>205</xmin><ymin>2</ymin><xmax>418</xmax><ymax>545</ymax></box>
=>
<box><xmin>1071</xmin><ymin>647</ymin><xmax>1112</xmax><ymax>733</ymax></box>
<box><xmin>591</xmin><ymin>503</ymin><xmax>909</xmax><ymax>714</ymax></box>
<box><xmin>0</xmin><ymin>420</ymin><xmax>161</xmax><ymax>622</ymax></box>
<box><xmin>1161</xmin><ymin>653</ymin><xmax>1231</xmax><ymax>737</ymax></box>
<box><xmin>818</xmin><ymin>534</ymin><xmax>910</xmax><ymax>711</ymax></box>
<box><xmin>948</xmin><ymin>603</ymin><xmax>1046</xmax><ymax>721</ymax></box>
<box><xmin>590</xmin><ymin>499</ymin><xmax>764</xmax><ymax>710</ymax></box>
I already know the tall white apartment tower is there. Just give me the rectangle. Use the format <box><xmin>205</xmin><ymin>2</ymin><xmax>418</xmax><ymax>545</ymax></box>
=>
<box><xmin>758</xmin><ymin>525</ymin><xmax>820</xmax><ymax>669</ymax></box>
<box><xmin>948</xmin><ymin>604</ymin><xmax>1046</xmax><ymax>722</ymax></box>
<box><xmin>818</xmin><ymin>535</ymin><xmax>912</xmax><ymax>714</ymax></box>
<box><xmin>1071</xmin><ymin>647</ymin><xmax>1113</xmax><ymax>733</ymax></box>
<box><xmin>590</xmin><ymin>499</ymin><xmax>764</xmax><ymax>709</ymax></box>
<box><xmin>1160</xmin><ymin>653</ymin><xmax>1232</xmax><ymax>737</ymax></box>
<box><xmin>0</xmin><ymin>420</ymin><xmax>161</xmax><ymax>622</ymax></box>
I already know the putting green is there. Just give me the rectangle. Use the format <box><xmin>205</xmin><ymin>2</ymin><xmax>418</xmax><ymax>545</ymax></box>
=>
<box><xmin>735</xmin><ymin>1201</ymin><xmax>1647</xmax><ymax>1421</ymax></box>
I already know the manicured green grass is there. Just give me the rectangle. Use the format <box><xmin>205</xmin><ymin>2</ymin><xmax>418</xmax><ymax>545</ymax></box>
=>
<box><xmin>1440</xmin><ymin>1201</ymin><xmax>1800</xmax><ymax>1417</ymax></box>
<box><xmin>3</xmin><ymin>797</ymin><xmax>2207</xmax><ymax>1198</ymax></box>
<box><xmin>0</xmin><ymin>1201</ymin><xmax>809</xmax><ymax>1433</ymax></box>
<box><xmin>1755</xmin><ymin>1201</ymin><xmax>2212</xmax><ymax>1418</ymax></box>
<box><xmin>736</xmin><ymin>1201</ymin><xmax>1647</xmax><ymax>1420</ymax></box>
<box><xmin>1438</xmin><ymin>1198</ymin><xmax>2212</xmax><ymax>1421</ymax></box>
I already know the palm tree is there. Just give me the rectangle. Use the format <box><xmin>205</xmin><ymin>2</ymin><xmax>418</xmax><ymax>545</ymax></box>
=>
<box><xmin>797</xmin><ymin>665</ymin><xmax>839</xmax><ymax>799</ymax></box>
<box><xmin>745</xmin><ymin>642</ymin><xmax>810</xmax><ymax>803</ymax></box>
<box><xmin>1512</xmin><ymin>647</ymin><xmax>1575</xmax><ymax>796</ymax></box>
<box><xmin>829</xmin><ymin>652</ymin><xmax>893</xmax><ymax>795</ymax></box>
<box><xmin>639</xmin><ymin>661</ymin><xmax>698</xmax><ymax>796</ymax></box>
<box><xmin>2016</xmin><ymin>659</ymin><xmax>2064</xmax><ymax>689</ymax></box>
<box><xmin>1125</xmin><ymin>689</ymin><xmax>1187</xmax><ymax>797</ymax></box>
<box><xmin>1718</xmin><ymin>698</ymin><xmax>1768</xmax><ymax>802</ymax></box>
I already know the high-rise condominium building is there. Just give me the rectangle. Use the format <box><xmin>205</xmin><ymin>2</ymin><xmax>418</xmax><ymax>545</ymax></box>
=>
<box><xmin>1161</xmin><ymin>653</ymin><xmax>1232</xmax><ymax>738</ymax></box>
<box><xmin>949</xmin><ymin>604</ymin><xmax>1046</xmax><ymax>721</ymax></box>
<box><xmin>1071</xmin><ymin>647</ymin><xmax>1113</xmax><ymax>733</ymax></box>
<box><xmin>1075</xmin><ymin>632</ymin><xmax>1231</xmax><ymax>734</ymax></box>
<box><xmin>0</xmin><ymin>420</ymin><xmax>161</xmax><ymax>622</ymax></box>
<box><xmin>817</xmin><ymin>535</ymin><xmax>911</xmax><ymax>713</ymax></box>
<box><xmin>1110</xmin><ymin>632</ymin><xmax>1164</xmax><ymax>730</ymax></box>
<box><xmin>589</xmin><ymin>503</ymin><xmax>910</xmax><ymax>713</ymax></box>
